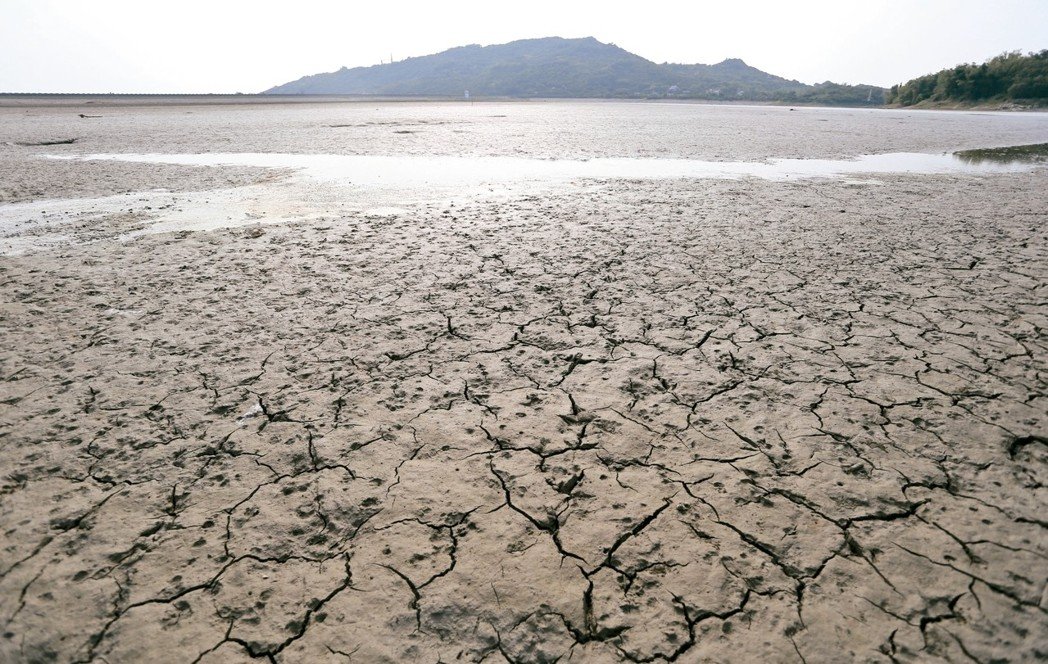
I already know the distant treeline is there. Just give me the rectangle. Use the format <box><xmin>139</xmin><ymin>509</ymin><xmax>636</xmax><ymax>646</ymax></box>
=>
<box><xmin>887</xmin><ymin>50</ymin><xmax>1048</xmax><ymax>106</ymax></box>
<box><xmin>778</xmin><ymin>82</ymin><xmax>886</xmax><ymax>106</ymax></box>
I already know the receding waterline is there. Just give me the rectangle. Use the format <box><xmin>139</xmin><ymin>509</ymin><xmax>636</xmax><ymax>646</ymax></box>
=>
<box><xmin>45</xmin><ymin>150</ymin><xmax>1040</xmax><ymax>184</ymax></box>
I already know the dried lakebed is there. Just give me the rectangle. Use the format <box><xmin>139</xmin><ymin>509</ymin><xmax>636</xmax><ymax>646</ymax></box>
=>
<box><xmin>2</xmin><ymin>149</ymin><xmax>1041</xmax><ymax>255</ymax></box>
<box><xmin>1</xmin><ymin>105</ymin><xmax>1047</xmax><ymax>662</ymax></box>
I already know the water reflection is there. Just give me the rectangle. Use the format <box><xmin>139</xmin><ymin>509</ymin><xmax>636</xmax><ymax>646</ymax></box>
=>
<box><xmin>8</xmin><ymin>146</ymin><xmax>1043</xmax><ymax>255</ymax></box>
<box><xmin>46</xmin><ymin>149</ymin><xmax>1042</xmax><ymax>185</ymax></box>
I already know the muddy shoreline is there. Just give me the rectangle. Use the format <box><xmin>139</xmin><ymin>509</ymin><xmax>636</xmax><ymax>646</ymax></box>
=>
<box><xmin>1</xmin><ymin>102</ymin><xmax>1046</xmax><ymax>662</ymax></box>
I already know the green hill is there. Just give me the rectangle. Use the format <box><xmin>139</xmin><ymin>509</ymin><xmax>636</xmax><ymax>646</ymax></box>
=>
<box><xmin>264</xmin><ymin>36</ymin><xmax>885</xmax><ymax>105</ymax></box>
<box><xmin>887</xmin><ymin>50</ymin><xmax>1048</xmax><ymax>106</ymax></box>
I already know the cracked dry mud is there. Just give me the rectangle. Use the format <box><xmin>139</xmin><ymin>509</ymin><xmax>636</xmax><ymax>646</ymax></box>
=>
<box><xmin>1</xmin><ymin>115</ymin><xmax>1048</xmax><ymax>664</ymax></box>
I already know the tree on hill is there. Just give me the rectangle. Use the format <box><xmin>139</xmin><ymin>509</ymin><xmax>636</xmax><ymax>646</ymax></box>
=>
<box><xmin>887</xmin><ymin>50</ymin><xmax>1048</xmax><ymax>105</ymax></box>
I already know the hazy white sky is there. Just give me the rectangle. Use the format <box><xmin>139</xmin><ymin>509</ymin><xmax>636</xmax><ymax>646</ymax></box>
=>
<box><xmin>1</xmin><ymin>0</ymin><xmax>1046</xmax><ymax>93</ymax></box>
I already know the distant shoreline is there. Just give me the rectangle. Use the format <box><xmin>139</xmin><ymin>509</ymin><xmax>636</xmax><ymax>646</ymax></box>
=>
<box><xmin>1</xmin><ymin>94</ymin><xmax>1045</xmax><ymax>112</ymax></box>
<box><xmin>0</xmin><ymin>93</ymin><xmax>472</xmax><ymax>107</ymax></box>
<box><xmin>884</xmin><ymin>100</ymin><xmax>1048</xmax><ymax>112</ymax></box>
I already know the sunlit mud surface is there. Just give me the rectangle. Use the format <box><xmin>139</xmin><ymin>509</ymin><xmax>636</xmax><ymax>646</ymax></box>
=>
<box><xmin>54</xmin><ymin>149</ymin><xmax>1044</xmax><ymax>180</ymax></box>
<box><xmin>1</xmin><ymin>149</ymin><xmax>1039</xmax><ymax>255</ymax></box>
<box><xmin>1</xmin><ymin>101</ymin><xmax>1047</xmax><ymax>663</ymax></box>
<box><xmin>4</xmin><ymin>100</ymin><xmax>1048</xmax><ymax>203</ymax></box>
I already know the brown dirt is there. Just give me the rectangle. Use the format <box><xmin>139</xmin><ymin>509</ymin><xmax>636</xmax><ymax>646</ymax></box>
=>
<box><xmin>0</xmin><ymin>102</ymin><xmax>1046</xmax><ymax>663</ymax></box>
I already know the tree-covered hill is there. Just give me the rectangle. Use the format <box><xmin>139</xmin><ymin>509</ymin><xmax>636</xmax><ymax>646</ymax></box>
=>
<box><xmin>265</xmin><ymin>36</ymin><xmax>885</xmax><ymax>105</ymax></box>
<box><xmin>887</xmin><ymin>50</ymin><xmax>1048</xmax><ymax>106</ymax></box>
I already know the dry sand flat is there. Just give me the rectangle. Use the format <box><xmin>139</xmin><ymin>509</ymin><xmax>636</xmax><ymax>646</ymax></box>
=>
<box><xmin>0</xmin><ymin>101</ymin><xmax>1047</xmax><ymax>662</ymax></box>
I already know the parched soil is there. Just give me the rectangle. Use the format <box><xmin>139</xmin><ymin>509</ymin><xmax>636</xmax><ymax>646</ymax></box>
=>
<box><xmin>1</xmin><ymin>170</ymin><xmax>1045</xmax><ymax>662</ymax></box>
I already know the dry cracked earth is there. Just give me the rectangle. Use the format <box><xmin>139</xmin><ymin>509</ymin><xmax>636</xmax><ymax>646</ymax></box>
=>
<box><xmin>1</xmin><ymin>169</ymin><xmax>1047</xmax><ymax>663</ymax></box>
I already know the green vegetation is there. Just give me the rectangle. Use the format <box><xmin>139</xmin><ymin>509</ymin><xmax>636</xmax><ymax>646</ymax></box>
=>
<box><xmin>265</xmin><ymin>37</ymin><xmax>886</xmax><ymax>106</ymax></box>
<box><xmin>779</xmin><ymin>82</ymin><xmax>886</xmax><ymax>106</ymax></box>
<box><xmin>954</xmin><ymin>142</ymin><xmax>1048</xmax><ymax>164</ymax></box>
<box><xmin>888</xmin><ymin>50</ymin><xmax>1048</xmax><ymax>106</ymax></box>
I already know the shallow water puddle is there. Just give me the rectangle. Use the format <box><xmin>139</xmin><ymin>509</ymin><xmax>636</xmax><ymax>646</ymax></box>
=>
<box><xmin>48</xmin><ymin>150</ymin><xmax>1041</xmax><ymax>183</ymax></box>
<box><xmin>2</xmin><ymin>148</ymin><xmax>1041</xmax><ymax>255</ymax></box>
